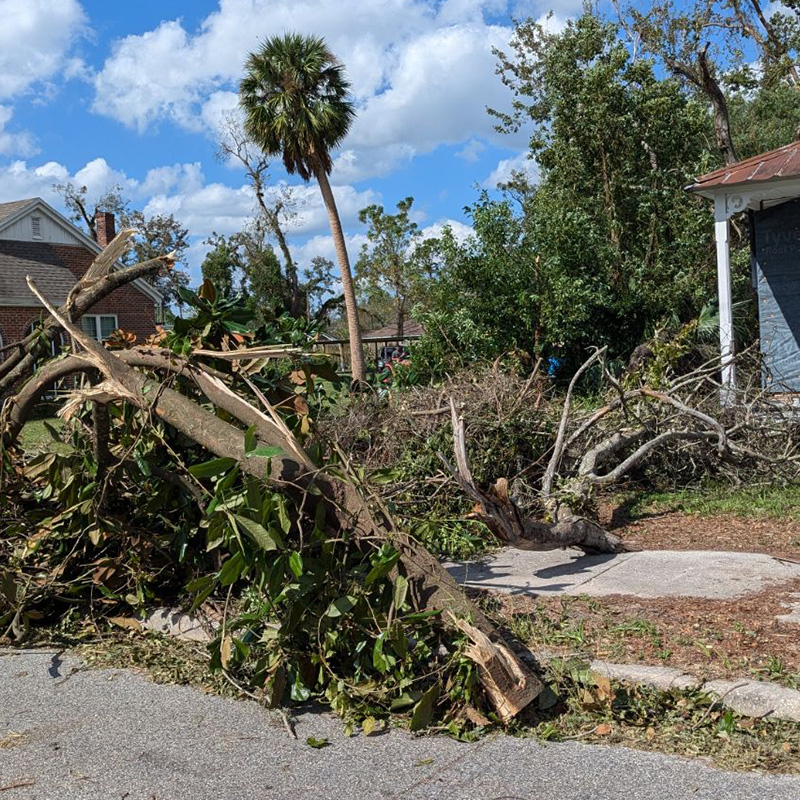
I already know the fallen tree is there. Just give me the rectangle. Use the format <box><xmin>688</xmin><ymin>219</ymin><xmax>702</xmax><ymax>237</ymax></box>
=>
<box><xmin>1</xmin><ymin>276</ymin><xmax>543</xmax><ymax>726</ymax></box>
<box><xmin>4</xmin><ymin>265</ymin><xmax>799</xmax><ymax>728</ymax></box>
<box><xmin>332</xmin><ymin>338</ymin><xmax>800</xmax><ymax>559</ymax></box>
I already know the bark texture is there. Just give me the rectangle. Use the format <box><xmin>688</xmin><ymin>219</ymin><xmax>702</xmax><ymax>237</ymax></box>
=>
<box><xmin>315</xmin><ymin>167</ymin><xmax>366</xmax><ymax>383</ymax></box>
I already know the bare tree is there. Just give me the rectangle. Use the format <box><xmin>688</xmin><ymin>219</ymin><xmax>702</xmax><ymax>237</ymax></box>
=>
<box><xmin>53</xmin><ymin>182</ymin><xmax>129</xmax><ymax>241</ymax></box>
<box><xmin>217</xmin><ymin>114</ymin><xmax>305</xmax><ymax>316</ymax></box>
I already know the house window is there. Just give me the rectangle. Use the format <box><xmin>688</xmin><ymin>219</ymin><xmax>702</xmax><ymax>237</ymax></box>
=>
<box><xmin>31</xmin><ymin>215</ymin><xmax>42</xmax><ymax>239</ymax></box>
<box><xmin>81</xmin><ymin>314</ymin><xmax>118</xmax><ymax>341</ymax></box>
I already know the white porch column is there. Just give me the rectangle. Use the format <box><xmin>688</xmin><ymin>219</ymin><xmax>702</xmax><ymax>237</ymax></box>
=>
<box><xmin>714</xmin><ymin>194</ymin><xmax>736</xmax><ymax>399</ymax></box>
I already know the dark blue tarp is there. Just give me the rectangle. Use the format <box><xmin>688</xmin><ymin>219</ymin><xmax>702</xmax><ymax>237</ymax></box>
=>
<box><xmin>753</xmin><ymin>200</ymin><xmax>800</xmax><ymax>392</ymax></box>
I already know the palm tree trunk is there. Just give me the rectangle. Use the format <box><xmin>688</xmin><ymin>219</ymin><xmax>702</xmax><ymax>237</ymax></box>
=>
<box><xmin>315</xmin><ymin>167</ymin><xmax>366</xmax><ymax>382</ymax></box>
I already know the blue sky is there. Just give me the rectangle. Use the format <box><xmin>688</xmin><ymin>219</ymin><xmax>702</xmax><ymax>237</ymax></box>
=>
<box><xmin>0</xmin><ymin>0</ymin><xmax>573</xmax><ymax>280</ymax></box>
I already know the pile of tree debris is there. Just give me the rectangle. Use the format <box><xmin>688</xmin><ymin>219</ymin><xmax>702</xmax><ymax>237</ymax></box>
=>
<box><xmin>2</xmin><ymin>234</ymin><xmax>798</xmax><ymax>731</ymax></box>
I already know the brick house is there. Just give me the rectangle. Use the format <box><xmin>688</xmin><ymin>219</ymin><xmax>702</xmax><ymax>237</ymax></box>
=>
<box><xmin>0</xmin><ymin>197</ymin><xmax>163</xmax><ymax>354</ymax></box>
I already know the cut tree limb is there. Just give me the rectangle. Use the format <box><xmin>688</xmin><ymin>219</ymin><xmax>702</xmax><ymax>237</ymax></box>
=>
<box><xmin>450</xmin><ymin>614</ymin><xmax>541</xmax><ymax>723</ymax></box>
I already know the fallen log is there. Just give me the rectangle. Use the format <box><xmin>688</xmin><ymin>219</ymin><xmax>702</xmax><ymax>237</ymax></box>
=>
<box><xmin>444</xmin><ymin>399</ymin><xmax>623</xmax><ymax>553</ymax></box>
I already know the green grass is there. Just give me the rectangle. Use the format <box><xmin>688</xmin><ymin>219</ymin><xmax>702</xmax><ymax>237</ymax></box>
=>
<box><xmin>17</xmin><ymin>417</ymin><xmax>72</xmax><ymax>456</ymax></box>
<box><xmin>623</xmin><ymin>482</ymin><xmax>800</xmax><ymax>521</ymax></box>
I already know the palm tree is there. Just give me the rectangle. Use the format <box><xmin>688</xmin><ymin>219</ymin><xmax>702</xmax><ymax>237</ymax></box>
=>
<box><xmin>240</xmin><ymin>33</ymin><xmax>366</xmax><ymax>383</ymax></box>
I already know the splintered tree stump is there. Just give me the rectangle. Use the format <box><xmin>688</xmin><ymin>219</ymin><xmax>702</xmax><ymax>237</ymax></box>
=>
<box><xmin>450</xmin><ymin>614</ymin><xmax>542</xmax><ymax>722</ymax></box>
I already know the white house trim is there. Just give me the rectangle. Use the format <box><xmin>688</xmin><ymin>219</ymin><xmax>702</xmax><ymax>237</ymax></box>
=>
<box><xmin>688</xmin><ymin>177</ymin><xmax>800</xmax><ymax>401</ymax></box>
<box><xmin>713</xmin><ymin>195</ymin><xmax>736</xmax><ymax>398</ymax></box>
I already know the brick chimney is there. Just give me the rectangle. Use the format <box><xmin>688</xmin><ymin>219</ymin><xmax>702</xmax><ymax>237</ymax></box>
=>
<box><xmin>95</xmin><ymin>211</ymin><xmax>116</xmax><ymax>248</ymax></box>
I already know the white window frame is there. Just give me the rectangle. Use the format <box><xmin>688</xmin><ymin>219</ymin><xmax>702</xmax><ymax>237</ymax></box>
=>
<box><xmin>81</xmin><ymin>314</ymin><xmax>119</xmax><ymax>342</ymax></box>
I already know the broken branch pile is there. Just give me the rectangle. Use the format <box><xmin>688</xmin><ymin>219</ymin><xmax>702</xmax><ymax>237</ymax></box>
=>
<box><xmin>0</xmin><ymin>255</ymin><xmax>541</xmax><ymax>730</ymax></box>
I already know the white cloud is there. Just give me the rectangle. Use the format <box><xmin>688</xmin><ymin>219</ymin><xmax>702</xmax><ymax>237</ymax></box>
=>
<box><xmin>420</xmin><ymin>218</ymin><xmax>474</xmax><ymax>243</ymax></box>
<box><xmin>91</xmin><ymin>1</ymin><xmax>537</xmax><ymax>178</ymax></box>
<box><xmin>346</xmin><ymin>22</ymin><xmax>514</xmax><ymax>154</ymax></box>
<box><xmin>483</xmin><ymin>150</ymin><xmax>539</xmax><ymax>187</ymax></box>
<box><xmin>0</xmin><ymin>160</ymin><xmax>69</xmax><ymax>204</ymax></box>
<box><xmin>0</xmin><ymin>0</ymin><xmax>86</xmax><ymax>101</ymax></box>
<box><xmin>0</xmin><ymin>107</ymin><xmax>38</xmax><ymax>157</ymax></box>
<box><xmin>456</xmin><ymin>139</ymin><xmax>487</xmax><ymax>162</ymax></box>
<box><xmin>292</xmin><ymin>232</ymin><xmax>369</xmax><ymax>269</ymax></box>
<box><xmin>331</xmin><ymin>144</ymin><xmax>416</xmax><ymax>183</ymax></box>
<box><xmin>73</xmin><ymin>157</ymin><xmax>137</xmax><ymax>197</ymax></box>
<box><xmin>0</xmin><ymin>155</ymin><xmax>377</xmax><ymax>246</ymax></box>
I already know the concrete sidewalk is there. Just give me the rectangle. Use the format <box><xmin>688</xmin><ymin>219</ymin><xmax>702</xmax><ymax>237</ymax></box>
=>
<box><xmin>444</xmin><ymin>548</ymin><xmax>800</xmax><ymax>599</ymax></box>
<box><xmin>2</xmin><ymin>649</ymin><xmax>800</xmax><ymax>800</ymax></box>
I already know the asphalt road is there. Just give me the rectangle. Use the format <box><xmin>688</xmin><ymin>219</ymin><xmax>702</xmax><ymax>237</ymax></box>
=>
<box><xmin>2</xmin><ymin>648</ymin><xmax>800</xmax><ymax>800</ymax></box>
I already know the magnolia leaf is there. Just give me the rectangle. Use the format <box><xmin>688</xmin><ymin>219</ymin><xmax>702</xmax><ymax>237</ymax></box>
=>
<box><xmin>291</xmin><ymin>675</ymin><xmax>311</xmax><ymax>702</ymax></box>
<box><xmin>189</xmin><ymin>457</ymin><xmax>237</xmax><ymax>478</ymax></box>
<box><xmin>390</xmin><ymin>691</ymin><xmax>419</xmax><ymax>712</ymax></box>
<box><xmin>108</xmin><ymin>616</ymin><xmax>142</xmax><ymax>631</ymax></box>
<box><xmin>364</xmin><ymin>549</ymin><xmax>400</xmax><ymax>587</ymax></box>
<box><xmin>306</xmin><ymin>737</ymin><xmax>329</xmax><ymax>749</ymax></box>
<box><xmin>373</xmin><ymin>633</ymin><xmax>388</xmax><ymax>673</ymax></box>
<box><xmin>233</xmin><ymin>515</ymin><xmax>281</xmax><ymax>551</ymax></box>
<box><xmin>218</xmin><ymin>552</ymin><xmax>246</xmax><ymax>586</ymax></box>
<box><xmin>220</xmin><ymin>635</ymin><xmax>233</xmax><ymax>669</ymax></box>
<box><xmin>87</xmin><ymin>527</ymin><xmax>104</xmax><ymax>546</ymax></box>
<box><xmin>594</xmin><ymin>674</ymin><xmax>613</xmax><ymax>702</ymax></box>
<box><xmin>595</xmin><ymin>722</ymin><xmax>612</xmax><ymax>736</ymax></box>
<box><xmin>275</xmin><ymin>497</ymin><xmax>292</xmax><ymax>534</ymax></box>
<box><xmin>245</xmin><ymin>446</ymin><xmax>286</xmax><ymax>460</ymax></box>
<box><xmin>198</xmin><ymin>278</ymin><xmax>216</xmax><ymax>302</ymax></box>
<box><xmin>289</xmin><ymin>551</ymin><xmax>303</xmax><ymax>578</ymax></box>
<box><xmin>362</xmin><ymin>716</ymin><xmax>377</xmax><ymax>737</ymax></box>
<box><xmin>393</xmin><ymin>575</ymin><xmax>408</xmax><ymax>611</ymax></box>
<box><xmin>410</xmin><ymin>683</ymin><xmax>440</xmax><ymax>732</ymax></box>
<box><xmin>325</xmin><ymin>595</ymin><xmax>357</xmax><ymax>617</ymax></box>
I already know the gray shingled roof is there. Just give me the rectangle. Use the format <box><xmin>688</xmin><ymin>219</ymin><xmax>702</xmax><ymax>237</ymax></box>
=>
<box><xmin>0</xmin><ymin>198</ymin><xmax>37</xmax><ymax>225</ymax></box>
<box><xmin>0</xmin><ymin>240</ymin><xmax>77</xmax><ymax>306</ymax></box>
<box><xmin>363</xmin><ymin>320</ymin><xmax>424</xmax><ymax>340</ymax></box>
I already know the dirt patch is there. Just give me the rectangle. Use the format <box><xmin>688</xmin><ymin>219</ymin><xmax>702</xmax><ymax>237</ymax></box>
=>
<box><xmin>599</xmin><ymin>502</ymin><xmax>800</xmax><ymax>558</ymax></box>
<box><xmin>487</xmin><ymin>578</ymin><xmax>800</xmax><ymax>687</ymax></box>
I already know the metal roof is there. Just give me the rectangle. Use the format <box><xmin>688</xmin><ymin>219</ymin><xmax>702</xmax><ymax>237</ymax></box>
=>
<box><xmin>687</xmin><ymin>142</ymin><xmax>800</xmax><ymax>196</ymax></box>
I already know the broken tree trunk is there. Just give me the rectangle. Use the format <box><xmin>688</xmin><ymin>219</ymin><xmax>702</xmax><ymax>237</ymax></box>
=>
<box><xmin>4</xmin><ymin>282</ymin><xmax>544</xmax><ymax>718</ymax></box>
<box><xmin>446</xmin><ymin>399</ymin><xmax>623</xmax><ymax>554</ymax></box>
<box><xmin>450</xmin><ymin>614</ymin><xmax>539</xmax><ymax>723</ymax></box>
<box><xmin>0</xmin><ymin>229</ymin><xmax>173</xmax><ymax>396</ymax></box>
